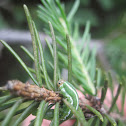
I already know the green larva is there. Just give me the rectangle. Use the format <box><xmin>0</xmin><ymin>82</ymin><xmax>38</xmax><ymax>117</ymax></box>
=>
<box><xmin>57</xmin><ymin>80</ymin><xmax>79</xmax><ymax>120</ymax></box>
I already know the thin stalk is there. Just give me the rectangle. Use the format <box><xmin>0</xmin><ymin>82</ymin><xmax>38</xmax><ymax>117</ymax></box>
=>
<box><xmin>0</xmin><ymin>101</ymin><xmax>16</xmax><ymax>112</ymax></box>
<box><xmin>73</xmin><ymin>22</ymin><xmax>79</xmax><ymax>39</ymax></box>
<box><xmin>108</xmin><ymin>83</ymin><xmax>122</xmax><ymax>114</ymax></box>
<box><xmin>13</xmin><ymin>102</ymin><xmax>39</xmax><ymax>126</ymax></box>
<box><xmin>78</xmin><ymin>107</ymin><xmax>86</xmax><ymax>124</ymax></box>
<box><xmin>71</xmin><ymin>40</ymin><xmax>95</xmax><ymax>95</ymax></box>
<box><xmin>101</xmin><ymin>79</ymin><xmax>108</xmax><ymax>104</ymax></box>
<box><xmin>53</xmin><ymin>102</ymin><xmax>59</xmax><ymax>126</ymax></box>
<box><xmin>121</xmin><ymin>87</ymin><xmax>125</xmax><ymax>115</ymax></box>
<box><xmin>56</xmin><ymin>0</ymin><xmax>70</xmax><ymax>34</ymax></box>
<box><xmin>0</xmin><ymin>108</ymin><xmax>27</xmax><ymax>122</ymax></box>
<box><xmin>108</xmin><ymin>72</ymin><xmax>114</xmax><ymax>96</ymax></box>
<box><xmin>32</xmin><ymin>21</ymin><xmax>53</xmax><ymax>90</ymax></box>
<box><xmin>34</xmin><ymin>101</ymin><xmax>48</xmax><ymax>126</ymax></box>
<box><xmin>87</xmin><ymin>118</ymin><xmax>94</xmax><ymax>126</ymax></box>
<box><xmin>1</xmin><ymin>99</ymin><xmax>24</xmax><ymax>126</ymax></box>
<box><xmin>28</xmin><ymin>67</ymin><xmax>45</xmax><ymax>79</ymax></box>
<box><xmin>23</xmin><ymin>4</ymin><xmax>42</xmax><ymax>86</ymax></box>
<box><xmin>85</xmin><ymin>104</ymin><xmax>103</xmax><ymax>122</ymax></box>
<box><xmin>96</xmin><ymin>68</ymin><xmax>101</xmax><ymax>88</ymax></box>
<box><xmin>67</xmin><ymin>0</ymin><xmax>80</xmax><ymax>22</ymax></box>
<box><xmin>0</xmin><ymin>95</ymin><xmax>14</xmax><ymax>104</ymax></box>
<box><xmin>101</xmin><ymin>117</ymin><xmax>108</xmax><ymax>126</ymax></box>
<box><xmin>121</xmin><ymin>76</ymin><xmax>126</xmax><ymax>115</ymax></box>
<box><xmin>21</xmin><ymin>46</ymin><xmax>43</xmax><ymax>72</ymax></box>
<box><xmin>45</xmin><ymin>38</ymin><xmax>53</xmax><ymax>57</ymax></box>
<box><xmin>104</xmin><ymin>113</ymin><xmax>117</xmax><ymax>126</ymax></box>
<box><xmin>82</xmin><ymin>21</ymin><xmax>90</xmax><ymax>43</ymax></box>
<box><xmin>21</xmin><ymin>46</ymin><xmax>34</xmax><ymax>61</ymax></box>
<box><xmin>94</xmin><ymin>118</ymin><xmax>100</xmax><ymax>126</ymax></box>
<box><xmin>66</xmin><ymin>34</ymin><xmax>72</xmax><ymax>83</ymax></box>
<box><xmin>32</xmin><ymin>25</ymin><xmax>42</xmax><ymax>87</ymax></box>
<box><xmin>63</xmin><ymin>99</ymin><xmax>87</xmax><ymax>126</ymax></box>
<box><xmin>0</xmin><ymin>40</ymin><xmax>38</xmax><ymax>85</ymax></box>
<box><xmin>49</xmin><ymin>21</ymin><xmax>58</xmax><ymax>90</ymax></box>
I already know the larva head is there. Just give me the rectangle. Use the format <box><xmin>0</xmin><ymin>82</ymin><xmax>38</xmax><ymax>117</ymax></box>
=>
<box><xmin>57</xmin><ymin>80</ymin><xmax>65</xmax><ymax>87</ymax></box>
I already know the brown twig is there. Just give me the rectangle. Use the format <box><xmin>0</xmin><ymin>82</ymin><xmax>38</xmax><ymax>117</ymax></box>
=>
<box><xmin>5</xmin><ymin>80</ymin><xmax>61</xmax><ymax>103</ymax></box>
<box><xmin>1</xmin><ymin>80</ymin><xmax>125</xmax><ymax>123</ymax></box>
<box><xmin>1</xmin><ymin>80</ymin><xmax>106</xmax><ymax>119</ymax></box>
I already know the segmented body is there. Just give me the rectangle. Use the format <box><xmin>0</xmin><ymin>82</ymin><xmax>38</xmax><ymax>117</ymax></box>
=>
<box><xmin>57</xmin><ymin>80</ymin><xmax>79</xmax><ymax>120</ymax></box>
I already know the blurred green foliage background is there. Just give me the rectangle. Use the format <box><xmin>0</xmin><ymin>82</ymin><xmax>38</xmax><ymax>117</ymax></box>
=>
<box><xmin>0</xmin><ymin>0</ymin><xmax>126</xmax><ymax>85</ymax></box>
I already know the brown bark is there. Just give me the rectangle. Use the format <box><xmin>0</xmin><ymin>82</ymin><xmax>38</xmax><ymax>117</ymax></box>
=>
<box><xmin>6</xmin><ymin>80</ymin><xmax>62</xmax><ymax>103</ymax></box>
<box><xmin>2</xmin><ymin>80</ymin><xmax>105</xmax><ymax>118</ymax></box>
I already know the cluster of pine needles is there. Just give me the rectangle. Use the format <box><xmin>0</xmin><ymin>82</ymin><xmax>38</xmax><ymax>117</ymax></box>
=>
<box><xmin>0</xmin><ymin>0</ymin><xmax>126</xmax><ymax>126</ymax></box>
